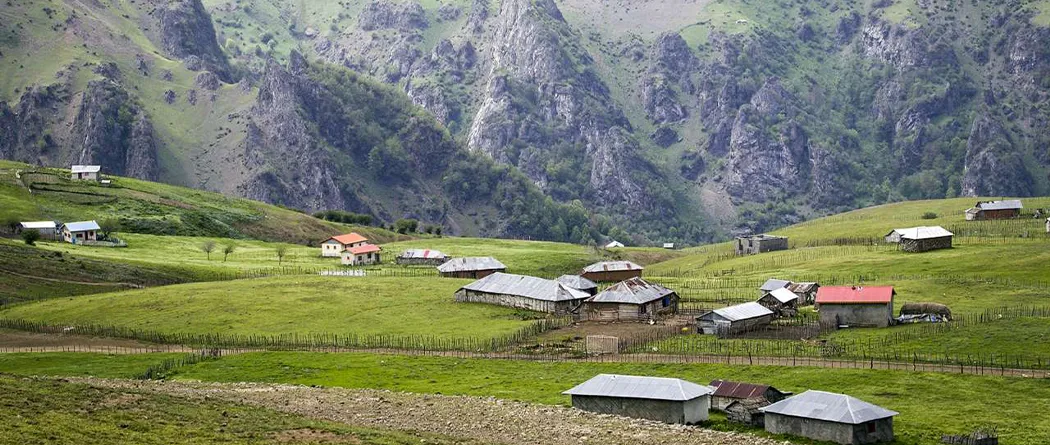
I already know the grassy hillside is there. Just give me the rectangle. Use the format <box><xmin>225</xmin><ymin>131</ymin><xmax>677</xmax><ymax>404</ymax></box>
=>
<box><xmin>0</xmin><ymin>161</ymin><xmax>404</xmax><ymax>244</ymax></box>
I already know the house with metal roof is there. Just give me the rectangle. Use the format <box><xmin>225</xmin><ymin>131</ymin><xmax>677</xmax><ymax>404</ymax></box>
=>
<box><xmin>736</xmin><ymin>234</ymin><xmax>788</xmax><ymax>255</ymax></box>
<box><xmin>556</xmin><ymin>275</ymin><xmax>598</xmax><ymax>296</ymax></box>
<box><xmin>563</xmin><ymin>374</ymin><xmax>715</xmax><ymax>424</ymax></box>
<box><xmin>70</xmin><ymin>165</ymin><xmax>101</xmax><ymax>181</ymax></box>
<box><xmin>454</xmin><ymin>273</ymin><xmax>589</xmax><ymax>315</ymax></box>
<box><xmin>582</xmin><ymin>277</ymin><xmax>679</xmax><ymax>321</ymax></box>
<box><xmin>17</xmin><ymin>221</ymin><xmax>58</xmax><ymax>239</ymax></box>
<box><xmin>437</xmin><ymin>256</ymin><xmax>507</xmax><ymax>279</ymax></box>
<box><xmin>884</xmin><ymin>226</ymin><xmax>953</xmax><ymax>252</ymax></box>
<box><xmin>760</xmin><ymin>390</ymin><xmax>898</xmax><ymax>444</ymax></box>
<box><xmin>758</xmin><ymin>288</ymin><xmax>802</xmax><ymax>317</ymax></box>
<box><xmin>341</xmin><ymin>244</ymin><xmax>382</xmax><ymax>266</ymax></box>
<box><xmin>395</xmin><ymin>249</ymin><xmax>449</xmax><ymax>266</ymax></box>
<box><xmin>786</xmin><ymin>282</ymin><xmax>820</xmax><ymax>305</ymax></box>
<box><xmin>580</xmin><ymin>260</ymin><xmax>643</xmax><ymax>282</ymax></box>
<box><xmin>697</xmin><ymin>302</ymin><xmax>774</xmax><ymax>335</ymax></box>
<box><xmin>816</xmin><ymin>286</ymin><xmax>895</xmax><ymax>328</ymax></box>
<box><xmin>710</xmin><ymin>380</ymin><xmax>790</xmax><ymax>412</ymax></box>
<box><xmin>320</xmin><ymin>233</ymin><xmax>369</xmax><ymax>257</ymax></box>
<box><xmin>61</xmin><ymin>221</ymin><xmax>101</xmax><ymax>244</ymax></box>
<box><xmin>759</xmin><ymin>278</ymin><xmax>792</xmax><ymax>296</ymax></box>
<box><xmin>965</xmin><ymin>200</ymin><xmax>1023</xmax><ymax>220</ymax></box>
<box><xmin>604</xmin><ymin>240</ymin><xmax>625</xmax><ymax>249</ymax></box>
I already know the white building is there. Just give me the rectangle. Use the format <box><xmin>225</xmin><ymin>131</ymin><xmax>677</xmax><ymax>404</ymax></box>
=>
<box><xmin>71</xmin><ymin>165</ymin><xmax>101</xmax><ymax>181</ymax></box>
<box><xmin>18</xmin><ymin>221</ymin><xmax>58</xmax><ymax>239</ymax></box>
<box><xmin>61</xmin><ymin>220</ymin><xmax>100</xmax><ymax>244</ymax></box>
<box><xmin>321</xmin><ymin>233</ymin><xmax>369</xmax><ymax>257</ymax></box>
<box><xmin>341</xmin><ymin>244</ymin><xmax>381</xmax><ymax>266</ymax></box>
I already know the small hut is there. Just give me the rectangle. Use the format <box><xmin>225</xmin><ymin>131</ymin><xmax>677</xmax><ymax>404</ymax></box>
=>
<box><xmin>583</xmin><ymin>277</ymin><xmax>679</xmax><ymax>321</ymax></box>
<box><xmin>786</xmin><ymin>282</ymin><xmax>820</xmax><ymax>305</ymax></box>
<box><xmin>697</xmin><ymin>302</ymin><xmax>774</xmax><ymax>335</ymax></box>
<box><xmin>884</xmin><ymin>226</ymin><xmax>953</xmax><ymax>252</ymax></box>
<box><xmin>761</xmin><ymin>390</ymin><xmax>898</xmax><ymax>444</ymax></box>
<box><xmin>396</xmin><ymin>249</ymin><xmax>450</xmax><ymax>266</ymax></box>
<box><xmin>759</xmin><ymin>278</ymin><xmax>792</xmax><ymax>296</ymax></box>
<box><xmin>556</xmin><ymin>275</ymin><xmax>599</xmax><ymax>296</ymax></box>
<box><xmin>726</xmin><ymin>399</ymin><xmax>769</xmax><ymax>427</ymax></box>
<box><xmin>709</xmin><ymin>380</ymin><xmax>789</xmax><ymax>411</ymax></box>
<box><xmin>563</xmin><ymin>374</ymin><xmax>715</xmax><ymax>424</ymax></box>
<box><xmin>454</xmin><ymin>273</ymin><xmax>589</xmax><ymax>315</ymax></box>
<box><xmin>437</xmin><ymin>257</ymin><xmax>507</xmax><ymax>279</ymax></box>
<box><xmin>580</xmin><ymin>260</ymin><xmax>644</xmax><ymax>282</ymax></box>
<box><xmin>18</xmin><ymin>221</ymin><xmax>58</xmax><ymax>239</ymax></box>
<box><xmin>736</xmin><ymin>234</ymin><xmax>788</xmax><ymax>255</ymax></box>
<box><xmin>604</xmin><ymin>240</ymin><xmax>625</xmax><ymax>249</ymax></box>
<box><xmin>816</xmin><ymin>286</ymin><xmax>895</xmax><ymax>328</ymax></box>
<box><xmin>757</xmin><ymin>288</ymin><xmax>801</xmax><ymax>317</ymax></box>
<box><xmin>965</xmin><ymin>200</ymin><xmax>1022</xmax><ymax>220</ymax></box>
<box><xmin>70</xmin><ymin>165</ymin><xmax>101</xmax><ymax>181</ymax></box>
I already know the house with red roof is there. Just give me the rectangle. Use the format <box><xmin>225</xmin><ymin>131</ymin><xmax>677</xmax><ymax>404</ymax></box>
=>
<box><xmin>816</xmin><ymin>286</ymin><xmax>896</xmax><ymax>328</ymax></box>
<box><xmin>341</xmin><ymin>243</ymin><xmax>382</xmax><ymax>266</ymax></box>
<box><xmin>320</xmin><ymin>233</ymin><xmax>370</xmax><ymax>257</ymax></box>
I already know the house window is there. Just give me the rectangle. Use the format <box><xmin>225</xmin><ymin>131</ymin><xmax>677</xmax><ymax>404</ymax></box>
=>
<box><xmin>639</xmin><ymin>304</ymin><xmax>648</xmax><ymax>314</ymax></box>
<box><xmin>662</xmin><ymin>296</ymin><xmax>670</xmax><ymax>307</ymax></box>
<box><xmin>866</xmin><ymin>423</ymin><xmax>876</xmax><ymax>434</ymax></box>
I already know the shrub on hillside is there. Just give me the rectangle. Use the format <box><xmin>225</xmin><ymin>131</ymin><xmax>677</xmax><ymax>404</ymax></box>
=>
<box><xmin>21</xmin><ymin>229</ymin><xmax>40</xmax><ymax>246</ymax></box>
<box><xmin>922</xmin><ymin>212</ymin><xmax>938</xmax><ymax>220</ymax></box>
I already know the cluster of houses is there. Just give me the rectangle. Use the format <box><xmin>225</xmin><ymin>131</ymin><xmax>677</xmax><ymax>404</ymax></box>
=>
<box><xmin>564</xmin><ymin>373</ymin><xmax>897</xmax><ymax>444</ymax></box>
<box><xmin>450</xmin><ymin>260</ymin><xmax>681</xmax><ymax>322</ymax></box>
<box><xmin>16</xmin><ymin>220</ymin><xmax>103</xmax><ymax>244</ymax></box>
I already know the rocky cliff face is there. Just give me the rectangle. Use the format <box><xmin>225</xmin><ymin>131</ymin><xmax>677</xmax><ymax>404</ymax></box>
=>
<box><xmin>155</xmin><ymin>0</ymin><xmax>232</xmax><ymax>81</ymax></box>
<box><xmin>961</xmin><ymin>113</ymin><xmax>1035</xmax><ymax>197</ymax></box>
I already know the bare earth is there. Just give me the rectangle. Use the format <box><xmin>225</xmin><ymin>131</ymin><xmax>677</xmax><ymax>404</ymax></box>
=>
<box><xmin>74</xmin><ymin>378</ymin><xmax>789</xmax><ymax>445</ymax></box>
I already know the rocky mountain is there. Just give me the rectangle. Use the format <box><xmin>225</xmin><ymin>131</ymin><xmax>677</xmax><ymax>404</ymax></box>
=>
<box><xmin>3</xmin><ymin>0</ymin><xmax>1050</xmax><ymax>242</ymax></box>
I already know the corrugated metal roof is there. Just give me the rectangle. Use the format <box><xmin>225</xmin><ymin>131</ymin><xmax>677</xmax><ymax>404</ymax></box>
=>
<box><xmin>438</xmin><ymin>257</ymin><xmax>506</xmax><ymax>273</ymax></box>
<box><xmin>787</xmin><ymin>282</ymin><xmax>818</xmax><ymax>293</ymax></box>
<box><xmin>737</xmin><ymin>234</ymin><xmax>786</xmax><ymax>241</ymax></box>
<box><xmin>764</xmin><ymin>288</ymin><xmax>800</xmax><ymax>304</ymax></box>
<box><xmin>588</xmin><ymin>277</ymin><xmax>675</xmax><ymax>304</ymax></box>
<box><xmin>976</xmin><ymin>200</ymin><xmax>1023</xmax><ymax>211</ymax></box>
<box><xmin>605</xmin><ymin>241</ymin><xmax>625</xmax><ymax>248</ymax></box>
<box><xmin>760</xmin><ymin>278</ymin><xmax>792</xmax><ymax>292</ymax></box>
<box><xmin>702</xmin><ymin>302</ymin><xmax>773</xmax><ymax>322</ymax></box>
<box><xmin>582</xmin><ymin>261</ymin><xmax>644</xmax><ymax>273</ymax></box>
<box><xmin>556</xmin><ymin>275</ymin><xmax>597</xmax><ymax>290</ymax></box>
<box><xmin>347</xmin><ymin>244</ymin><xmax>381</xmax><ymax>255</ymax></box>
<box><xmin>398</xmin><ymin>249</ymin><xmax>448</xmax><ymax>259</ymax></box>
<box><xmin>710</xmin><ymin>380</ymin><xmax>773</xmax><ymax>399</ymax></box>
<box><xmin>71</xmin><ymin>165</ymin><xmax>101</xmax><ymax>173</ymax></box>
<box><xmin>20</xmin><ymin>221</ymin><xmax>56</xmax><ymax>229</ymax></box>
<box><xmin>888</xmin><ymin>226</ymin><xmax>953</xmax><ymax>240</ymax></box>
<box><xmin>563</xmin><ymin>374</ymin><xmax>714</xmax><ymax>401</ymax></box>
<box><xmin>760</xmin><ymin>390</ymin><xmax>897</xmax><ymax>424</ymax></box>
<box><xmin>461</xmin><ymin>273</ymin><xmax>589</xmax><ymax>302</ymax></box>
<box><xmin>64</xmin><ymin>220</ymin><xmax>100</xmax><ymax>232</ymax></box>
<box><xmin>816</xmin><ymin>286</ymin><xmax>894</xmax><ymax>304</ymax></box>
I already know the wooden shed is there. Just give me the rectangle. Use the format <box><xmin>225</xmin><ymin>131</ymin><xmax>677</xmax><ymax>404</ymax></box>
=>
<box><xmin>18</xmin><ymin>221</ymin><xmax>58</xmax><ymax>239</ymax></box>
<box><xmin>395</xmin><ymin>249</ymin><xmax>450</xmax><ymax>266</ymax></box>
<box><xmin>563</xmin><ymin>374</ymin><xmax>715</xmax><ymax>424</ymax></box>
<box><xmin>965</xmin><ymin>200</ymin><xmax>1022</xmax><ymax>220</ymax></box>
<box><xmin>761</xmin><ymin>390</ymin><xmax>898</xmax><ymax>444</ymax></box>
<box><xmin>454</xmin><ymin>272</ymin><xmax>589</xmax><ymax>315</ymax></box>
<box><xmin>556</xmin><ymin>275</ymin><xmax>598</xmax><ymax>296</ymax></box>
<box><xmin>697</xmin><ymin>302</ymin><xmax>774</xmax><ymax>335</ymax></box>
<box><xmin>757</xmin><ymin>288</ymin><xmax>801</xmax><ymax>317</ymax></box>
<box><xmin>786</xmin><ymin>282</ymin><xmax>820</xmax><ymax>305</ymax></box>
<box><xmin>817</xmin><ymin>286</ymin><xmax>895</xmax><ymax>328</ymax></box>
<box><xmin>758</xmin><ymin>278</ymin><xmax>792</xmax><ymax>297</ymax></box>
<box><xmin>580</xmin><ymin>261</ymin><xmax>643</xmax><ymax>282</ymax></box>
<box><xmin>710</xmin><ymin>380</ymin><xmax>790</xmax><ymax>412</ymax></box>
<box><xmin>437</xmin><ymin>257</ymin><xmax>507</xmax><ymax>279</ymax></box>
<box><xmin>583</xmin><ymin>277</ymin><xmax>679</xmax><ymax>321</ymax></box>
<box><xmin>884</xmin><ymin>226</ymin><xmax>953</xmax><ymax>252</ymax></box>
<box><xmin>736</xmin><ymin>234</ymin><xmax>788</xmax><ymax>255</ymax></box>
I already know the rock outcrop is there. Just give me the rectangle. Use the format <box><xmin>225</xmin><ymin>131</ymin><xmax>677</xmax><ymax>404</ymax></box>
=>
<box><xmin>156</xmin><ymin>0</ymin><xmax>232</xmax><ymax>81</ymax></box>
<box><xmin>961</xmin><ymin>114</ymin><xmax>1034</xmax><ymax>197</ymax></box>
<box><xmin>358</xmin><ymin>1</ymin><xmax>429</xmax><ymax>31</ymax></box>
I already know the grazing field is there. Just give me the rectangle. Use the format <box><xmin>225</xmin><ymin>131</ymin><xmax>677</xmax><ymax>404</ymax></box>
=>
<box><xmin>0</xmin><ymin>375</ymin><xmax>461</xmax><ymax>445</ymax></box>
<box><xmin>168</xmin><ymin>351</ymin><xmax>1050</xmax><ymax>445</ymax></box>
<box><xmin>0</xmin><ymin>353</ymin><xmax>183</xmax><ymax>378</ymax></box>
<box><xmin>0</xmin><ymin>276</ymin><xmax>539</xmax><ymax>340</ymax></box>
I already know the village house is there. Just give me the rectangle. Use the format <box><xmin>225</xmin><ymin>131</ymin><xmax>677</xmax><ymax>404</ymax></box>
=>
<box><xmin>736</xmin><ymin>234</ymin><xmax>788</xmax><ymax>255</ymax></box>
<box><xmin>437</xmin><ymin>257</ymin><xmax>507</xmax><ymax>279</ymax></box>
<box><xmin>709</xmin><ymin>380</ymin><xmax>790</xmax><ymax>415</ymax></box>
<box><xmin>965</xmin><ymin>200</ymin><xmax>1023</xmax><ymax>220</ymax></box>
<box><xmin>454</xmin><ymin>272</ymin><xmax>590</xmax><ymax>315</ymax></box>
<box><xmin>662</xmin><ymin>242</ymin><xmax>676</xmax><ymax>250</ymax></box>
<box><xmin>604</xmin><ymin>240</ymin><xmax>625</xmax><ymax>249</ymax></box>
<box><xmin>583</xmin><ymin>277</ymin><xmax>679</xmax><ymax>321</ymax></box>
<box><xmin>758</xmin><ymin>278</ymin><xmax>792</xmax><ymax>296</ymax></box>
<box><xmin>61</xmin><ymin>220</ymin><xmax>100</xmax><ymax>244</ymax></box>
<box><xmin>786</xmin><ymin>282</ymin><xmax>820</xmax><ymax>305</ymax></box>
<box><xmin>757</xmin><ymin>288</ymin><xmax>801</xmax><ymax>317</ymax></box>
<box><xmin>70</xmin><ymin>165</ymin><xmax>101</xmax><ymax>181</ymax></box>
<box><xmin>884</xmin><ymin>226</ymin><xmax>953</xmax><ymax>252</ymax></box>
<box><xmin>320</xmin><ymin>233</ymin><xmax>369</xmax><ymax>257</ymax></box>
<box><xmin>697</xmin><ymin>302</ymin><xmax>774</xmax><ymax>335</ymax></box>
<box><xmin>580</xmin><ymin>260</ymin><xmax>644</xmax><ymax>282</ymax></box>
<box><xmin>816</xmin><ymin>286</ymin><xmax>895</xmax><ymax>328</ymax></box>
<box><xmin>17</xmin><ymin>221</ymin><xmax>58</xmax><ymax>239</ymax></box>
<box><xmin>563</xmin><ymin>374</ymin><xmax>715</xmax><ymax>424</ymax></box>
<box><xmin>395</xmin><ymin>249</ymin><xmax>449</xmax><ymax>266</ymax></box>
<box><xmin>341</xmin><ymin>244</ymin><xmax>382</xmax><ymax>266</ymax></box>
<box><xmin>725</xmin><ymin>399</ymin><xmax>769</xmax><ymax>427</ymax></box>
<box><xmin>761</xmin><ymin>390</ymin><xmax>898</xmax><ymax>444</ymax></box>
<box><xmin>556</xmin><ymin>275</ymin><xmax>598</xmax><ymax>296</ymax></box>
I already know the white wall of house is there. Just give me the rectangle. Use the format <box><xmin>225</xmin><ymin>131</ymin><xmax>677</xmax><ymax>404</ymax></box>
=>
<box><xmin>63</xmin><ymin>229</ymin><xmax>97</xmax><ymax>244</ymax></box>
<box><xmin>321</xmin><ymin>240</ymin><xmax>344</xmax><ymax>257</ymax></box>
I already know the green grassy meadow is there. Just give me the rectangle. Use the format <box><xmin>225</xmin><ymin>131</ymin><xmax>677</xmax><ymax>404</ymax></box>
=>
<box><xmin>0</xmin><ymin>353</ymin><xmax>183</xmax><ymax>379</ymax></box>
<box><xmin>0</xmin><ymin>276</ymin><xmax>537</xmax><ymax>340</ymax></box>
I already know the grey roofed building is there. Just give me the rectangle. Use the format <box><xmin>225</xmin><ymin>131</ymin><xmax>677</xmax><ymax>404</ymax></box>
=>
<box><xmin>765</xmin><ymin>288</ymin><xmax>800</xmax><ymax>304</ymax></box>
<box><xmin>708</xmin><ymin>302</ymin><xmax>774</xmax><ymax>322</ymax></box>
<box><xmin>760</xmin><ymin>390</ymin><xmax>898</xmax><ymax>444</ymax></box>
<box><xmin>399</xmin><ymin>248</ymin><xmax>448</xmax><ymax>259</ymax></box>
<box><xmin>885</xmin><ymin>226</ymin><xmax>953</xmax><ymax>241</ymax></box>
<box><xmin>976</xmin><ymin>199</ymin><xmax>1023</xmax><ymax>211</ymax></box>
<box><xmin>563</xmin><ymin>374</ymin><xmax>715</xmax><ymax>401</ymax></box>
<box><xmin>588</xmin><ymin>277</ymin><xmax>675</xmax><ymax>304</ymax></box>
<box><xmin>580</xmin><ymin>260</ymin><xmax>645</xmax><ymax>282</ymax></box>
<box><xmin>760</xmin><ymin>278</ymin><xmax>792</xmax><ymax>293</ymax></box>
<box><xmin>698</xmin><ymin>302</ymin><xmax>774</xmax><ymax>335</ymax></box>
<box><xmin>461</xmin><ymin>273</ymin><xmax>590</xmax><ymax>302</ymax></box>
<box><xmin>582</xmin><ymin>260</ymin><xmax>643</xmax><ymax>273</ymax></box>
<box><xmin>70</xmin><ymin>165</ymin><xmax>102</xmax><ymax>173</ymax></box>
<box><xmin>63</xmin><ymin>220</ymin><xmax>101</xmax><ymax>232</ymax></box>
<box><xmin>556</xmin><ymin>275</ymin><xmax>598</xmax><ymax>294</ymax></box>
<box><xmin>563</xmin><ymin>374</ymin><xmax>716</xmax><ymax>424</ymax></box>
<box><xmin>437</xmin><ymin>257</ymin><xmax>507</xmax><ymax>278</ymax></box>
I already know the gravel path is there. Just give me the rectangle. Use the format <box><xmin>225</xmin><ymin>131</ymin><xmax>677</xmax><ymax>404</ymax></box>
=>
<box><xmin>73</xmin><ymin>378</ymin><xmax>790</xmax><ymax>445</ymax></box>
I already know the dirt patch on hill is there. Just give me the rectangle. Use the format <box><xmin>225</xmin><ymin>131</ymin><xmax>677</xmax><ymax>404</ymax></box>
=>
<box><xmin>74</xmin><ymin>378</ymin><xmax>787</xmax><ymax>445</ymax></box>
<box><xmin>271</xmin><ymin>428</ymin><xmax>358</xmax><ymax>444</ymax></box>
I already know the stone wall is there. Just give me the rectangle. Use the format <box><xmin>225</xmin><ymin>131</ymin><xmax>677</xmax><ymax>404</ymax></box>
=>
<box><xmin>819</xmin><ymin>303</ymin><xmax>893</xmax><ymax>328</ymax></box>
<box><xmin>571</xmin><ymin>395</ymin><xmax>709</xmax><ymax>424</ymax></box>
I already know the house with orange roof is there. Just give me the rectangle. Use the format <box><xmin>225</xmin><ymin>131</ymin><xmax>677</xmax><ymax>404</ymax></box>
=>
<box><xmin>341</xmin><ymin>243</ymin><xmax>382</xmax><ymax>266</ymax></box>
<box><xmin>320</xmin><ymin>233</ymin><xmax>369</xmax><ymax>257</ymax></box>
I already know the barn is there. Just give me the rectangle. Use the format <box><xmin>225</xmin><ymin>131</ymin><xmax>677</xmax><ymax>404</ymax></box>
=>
<box><xmin>965</xmin><ymin>200</ymin><xmax>1022</xmax><ymax>220</ymax></box>
<box><xmin>18</xmin><ymin>221</ymin><xmax>58</xmax><ymax>239</ymax></box>
<box><xmin>761</xmin><ymin>390</ymin><xmax>898</xmax><ymax>444</ymax></box>
<box><xmin>757</xmin><ymin>288</ymin><xmax>801</xmax><ymax>317</ymax></box>
<box><xmin>817</xmin><ymin>286</ymin><xmax>895</xmax><ymax>328</ymax></box>
<box><xmin>884</xmin><ymin>226</ymin><xmax>953</xmax><ymax>252</ymax></box>
<box><xmin>736</xmin><ymin>234</ymin><xmax>788</xmax><ymax>255</ymax></box>
<box><xmin>563</xmin><ymin>374</ymin><xmax>715</xmax><ymax>424</ymax></box>
<box><xmin>437</xmin><ymin>257</ymin><xmax>507</xmax><ymax>279</ymax></box>
<box><xmin>697</xmin><ymin>302</ymin><xmax>774</xmax><ymax>335</ymax></box>
<box><xmin>61</xmin><ymin>221</ymin><xmax>100</xmax><ymax>244</ymax></box>
<box><xmin>453</xmin><ymin>272</ymin><xmax>589</xmax><ymax>315</ymax></box>
<box><xmin>70</xmin><ymin>165</ymin><xmax>101</xmax><ymax>181</ymax></box>
<box><xmin>582</xmin><ymin>277</ymin><xmax>679</xmax><ymax>321</ymax></box>
<box><xmin>396</xmin><ymin>249</ymin><xmax>449</xmax><ymax>266</ymax></box>
<box><xmin>321</xmin><ymin>233</ymin><xmax>369</xmax><ymax>257</ymax></box>
<box><xmin>709</xmin><ymin>380</ymin><xmax>789</xmax><ymax>411</ymax></box>
<box><xmin>341</xmin><ymin>244</ymin><xmax>381</xmax><ymax>266</ymax></box>
<box><xmin>580</xmin><ymin>261</ymin><xmax>644</xmax><ymax>282</ymax></box>
<box><xmin>556</xmin><ymin>275</ymin><xmax>598</xmax><ymax>296</ymax></box>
